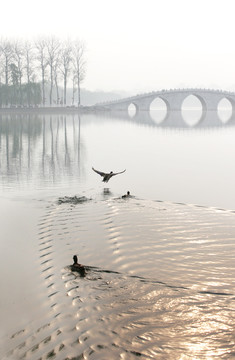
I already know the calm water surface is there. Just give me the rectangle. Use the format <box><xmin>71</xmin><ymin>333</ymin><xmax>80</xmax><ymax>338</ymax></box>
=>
<box><xmin>0</xmin><ymin>111</ymin><xmax>235</xmax><ymax>359</ymax></box>
<box><xmin>0</xmin><ymin>110</ymin><xmax>235</xmax><ymax>208</ymax></box>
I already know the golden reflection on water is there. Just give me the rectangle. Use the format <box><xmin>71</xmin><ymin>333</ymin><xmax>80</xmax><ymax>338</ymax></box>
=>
<box><xmin>2</xmin><ymin>196</ymin><xmax>235</xmax><ymax>359</ymax></box>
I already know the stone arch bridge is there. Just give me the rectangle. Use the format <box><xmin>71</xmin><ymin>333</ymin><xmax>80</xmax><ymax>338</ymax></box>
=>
<box><xmin>96</xmin><ymin>89</ymin><xmax>235</xmax><ymax>112</ymax></box>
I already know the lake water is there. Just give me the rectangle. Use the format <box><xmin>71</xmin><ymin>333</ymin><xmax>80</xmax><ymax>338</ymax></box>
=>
<box><xmin>1</xmin><ymin>110</ymin><xmax>235</xmax><ymax>359</ymax></box>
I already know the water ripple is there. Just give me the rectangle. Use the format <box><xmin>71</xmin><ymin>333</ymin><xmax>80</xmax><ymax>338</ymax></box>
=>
<box><xmin>2</xmin><ymin>197</ymin><xmax>235</xmax><ymax>359</ymax></box>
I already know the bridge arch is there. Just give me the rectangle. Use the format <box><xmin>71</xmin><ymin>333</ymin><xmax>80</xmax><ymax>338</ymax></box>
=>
<box><xmin>225</xmin><ymin>96</ymin><xmax>235</xmax><ymax>110</ymax></box>
<box><xmin>150</xmin><ymin>96</ymin><xmax>170</xmax><ymax>111</ymax></box>
<box><xmin>149</xmin><ymin>97</ymin><xmax>169</xmax><ymax>124</ymax></box>
<box><xmin>182</xmin><ymin>93</ymin><xmax>206</xmax><ymax>112</ymax></box>
<box><xmin>217</xmin><ymin>97</ymin><xmax>235</xmax><ymax>123</ymax></box>
<box><xmin>181</xmin><ymin>94</ymin><xmax>205</xmax><ymax>126</ymax></box>
<box><xmin>128</xmin><ymin>102</ymin><xmax>139</xmax><ymax>117</ymax></box>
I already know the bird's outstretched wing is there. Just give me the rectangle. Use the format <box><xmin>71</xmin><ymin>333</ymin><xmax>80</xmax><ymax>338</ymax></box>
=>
<box><xmin>92</xmin><ymin>167</ymin><xmax>106</xmax><ymax>177</ymax></box>
<box><xmin>112</xmin><ymin>169</ymin><xmax>126</xmax><ymax>176</ymax></box>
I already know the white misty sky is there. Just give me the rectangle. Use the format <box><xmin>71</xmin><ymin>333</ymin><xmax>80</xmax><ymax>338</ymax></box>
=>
<box><xmin>1</xmin><ymin>0</ymin><xmax>235</xmax><ymax>93</ymax></box>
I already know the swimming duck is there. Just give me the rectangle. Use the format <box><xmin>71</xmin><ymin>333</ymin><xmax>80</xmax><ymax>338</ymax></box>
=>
<box><xmin>122</xmin><ymin>191</ymin><xmax>130</xmax><ymax>198</ymax></box>
<box><xmin>71</xmin><ymin>255</ymin><xmax>85</xmax><ymax>276</ymax></box>
<box><xmin>92</xmin><ymin>167</ymin><xmax>126</xmax><ymax>183</ymax></box>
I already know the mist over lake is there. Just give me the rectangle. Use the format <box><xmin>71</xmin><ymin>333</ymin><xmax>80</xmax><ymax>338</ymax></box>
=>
<box><xmin>1</xmin><ymin>0</ymin><xmax>235</xmax><ymax>356</ymax></box>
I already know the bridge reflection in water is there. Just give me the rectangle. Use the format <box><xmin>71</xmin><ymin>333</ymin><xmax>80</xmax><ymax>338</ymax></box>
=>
<box><xmin>103</xmin><ymin>109</ymin><xmax>235</xmax><ymax>129</ymax></box>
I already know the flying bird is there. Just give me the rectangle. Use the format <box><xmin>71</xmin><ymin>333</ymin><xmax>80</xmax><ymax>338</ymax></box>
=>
<box><xmin>92</xmin><ymin>167</ymin><xmax>126</xmax><ymax>183</ymax></box>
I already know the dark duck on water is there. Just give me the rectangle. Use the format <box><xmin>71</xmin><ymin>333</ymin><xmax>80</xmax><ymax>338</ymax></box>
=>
<box><xmin>92</xmin><ymin>167</ymin><xmax>126</xmax><ymax>183</ymax></box>
<box><xmin>71</xmin><ymin>255</ymin><xmax>86</xmax><ymax>276</ymax></box>
<box><xmin>122</xmin><ymin>191</ymin><xmax>131</xmax><ymax>198</ymax></box>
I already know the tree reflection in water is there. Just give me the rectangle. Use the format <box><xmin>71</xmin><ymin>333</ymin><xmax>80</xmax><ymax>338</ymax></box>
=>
<box><xmin>0</xmin><ymin>113</ymin><xmax>83</xmax><ymax>188</ymax></box>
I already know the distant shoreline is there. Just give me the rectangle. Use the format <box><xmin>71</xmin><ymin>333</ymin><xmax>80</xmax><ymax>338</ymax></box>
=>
<box><xmin>0</xmin><ymin>106</ymin><xmax>108</xmax><ymax>114</ymax></box>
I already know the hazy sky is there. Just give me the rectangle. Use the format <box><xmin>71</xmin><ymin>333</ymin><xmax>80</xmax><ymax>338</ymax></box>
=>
<box><xmin>1</xmin><ymin>0</ymin><xmax>235</xmax><ymax>93</ymax></box>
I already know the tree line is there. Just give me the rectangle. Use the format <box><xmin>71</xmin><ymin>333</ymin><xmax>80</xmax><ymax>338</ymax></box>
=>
<box><xmin>0</xmin><ymin>37</ymin><xmax>86</xmax><ymax>107</ymax></box>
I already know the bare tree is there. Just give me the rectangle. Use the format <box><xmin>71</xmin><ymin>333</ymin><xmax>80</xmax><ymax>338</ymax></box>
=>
<box><xmin>12</xmin><ymin>40</ymin><xmax>24</xmax><ymax>105</ymax></box>
<box><xmin>0</xmin><ymin>53</ymin><xmax>3</xmax><ymax>85</ymax></box>
<box><xmin>0</xmin><ymin>39</ymin><xmax>13</xmax><ymax>105</ymax></box>
<box><xmin>60</xmin><ymin>40</ymin><xmax>72</xmax><ymax>106</ymax></box>
<box><xmin>24</xmin><ymin>41</ymin><xmax>35</xmax><ymax>105</ymax></box>
<box><xmin>54</xmin><ymin>56</ymin><xmax>61</xmax><ymax>105</ymax></box>
<box><xmin>46</xmin><ymin>37</ymin><xmax>61</xmax><ymax>106</ymax></box>
<box><xmin>24</xmin><ymin>41</ymin><xmax>35</xmax><ymax>84</ymax></box>
<box><xmin>0</xmin><ymin>39</ymin><xmax>13</xmax><ymax>86</ymax></box>
<box><xmin>35</xmin><ymin>37</ymin><xmax>48</xmax><ymax>106</ymax></box>
<box><xmin>72</xmin><ymin>40</ymin><xmax>86</xmax><ymax>106</ymax></box>
<box><xmin>0</xmin><ymin>46</ymin><xmax>4</xmax><ymax>105</ymax></box>
<box><xmin>71</xmin><ymin>71</ymin><xmax>77</xmax><ymax>106</ymax></box>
